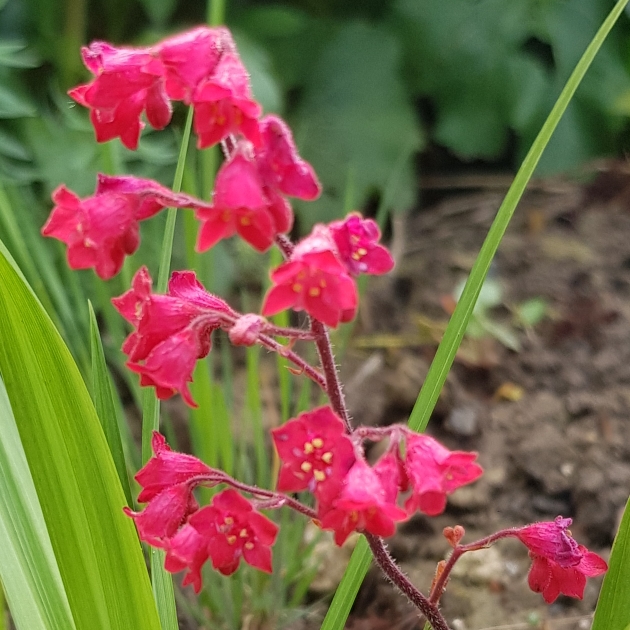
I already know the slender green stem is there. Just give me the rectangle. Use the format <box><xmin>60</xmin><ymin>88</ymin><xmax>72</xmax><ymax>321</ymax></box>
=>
<box><xmin>207</xmin><ymin>0</ymin><xmax>226</xmax><ymax>26</ymax></box>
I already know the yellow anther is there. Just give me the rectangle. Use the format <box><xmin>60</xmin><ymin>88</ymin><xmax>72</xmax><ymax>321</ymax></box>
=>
<box><xmin>301</xmin><ymin>461</ymin><xmax>313</xmax><ymax>473</ymax></box>
<box><xmin>321</xmin><ymin>451</ymin><xmax>333</xmax><ymax>464</ymax></box>
<box><xmin>357</xmin><ymin>247</ymin><xmax>367</xmax><ymax>256</ymax></box>
<box><xmin>227</xmin><ymin>535</ymin><xmax>237</xmax><ymax>545</ymax></box>
<box><xmin>239</xmin><ymin>528</ymin><xmax>248</xmax><ymax>538</ymax></box>
<box><xmin>303</xmin><ymin>441</ymin><xmax>314</xmax><ymax>454</ymax></box>
<box><xmin>313</xmin><ymin>470</ymin><xmax>326</xmax><ymax>482</ymax></box>
<box><xmin>224</xmin><ymin>517</ymin><xmax>234</xmax><ymax>525</ymax></box>
<box><xmin>308</xmin><ymin>287</ymin><xmax>321</xmax><ymax>297</ymax></box>
<box><xmin>292</xmin><ymin>283</ymin><xmax>302</xmax><ymax>293</ymax></box>
<box><xmin>312</xmin><ymin>438</ymin><xmax>324</xmax><ymax>449</ymax></box>
<box><xmin>245</xmin><ymin>542</ymin><xmax>254</xmax><ymax>550</ymax></box>
<box><xmin>240</xmin><ymin>216</ymin><xmax>251</xmax><ymax>226</ymax></box>
<box><xmin>351</xmin><ymin>252</ymin><xmax>361</xmax><ymax>260</ymax></box>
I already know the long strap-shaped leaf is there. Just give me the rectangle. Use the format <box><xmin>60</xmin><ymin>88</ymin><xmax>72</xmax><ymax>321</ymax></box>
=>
<box><xmin>0</xmin><ymin>378</ymin><xmax>75</xmax><ymax>630</ymax></box>
<box><xmin>320</xmin><ymin>1</ymin><xmax>630</xmax><ymax>627</ymax></box>
<box><xmin>0</xmin><ymin>244</ymin><xmax>161</xmax><ymax>630</ymax></box>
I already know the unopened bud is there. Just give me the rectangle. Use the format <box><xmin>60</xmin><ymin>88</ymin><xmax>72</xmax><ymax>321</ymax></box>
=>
<box><xmin>443</xmin><ymin>525</ymin><xmax>465</xmax><ymax>548</ymax></box>
<box><xmin>228</xmin><ymin>314</ymin><xmax>264</xmax><ymax>346</ymax></box>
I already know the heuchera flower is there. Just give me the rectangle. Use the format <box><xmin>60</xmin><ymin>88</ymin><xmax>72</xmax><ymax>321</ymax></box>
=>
<box><xmin>196</xmin><ymin>149</ymin><xmax>281</xmax><ymax>252</ymax></box>
<box><xmin>69</xmin><ymin>42</ymin><xmax>169</xmax><ymax>150</ymax></box>
<box><xmin>112</xmin><ymin>266</ymin><xmax>233</xmax><ymax>405</ymax></box>
<box><xmin>156</xmin><ymin>26</ymin><xmax>235</xmax><ymax>103</ymax></box>
<box><xmin>512</xmin><ymin>516</ymin><xmax>607</xmax><ymax>603</ymax></box>
<box><xmin>272</xmin><ymin>406</ymin><xmax>355</xmax><ymax>505</ymax></box>
<box><xmin>328</xmin><ymin>213</ymin><xmax>395</xmax><ymax>276</ymax></box>
<box><xmin>404</xmin><ymin>434</ymin><xmax>483</xmax><ymax>516</ymax></box>
<box><xmin>42</xmin><ymin>175</ymin><xmax>209</xmax><ymax>279</ymax></box>
<box><xmin>319</xmin><ymin>459</ymin><xmax>407</xmax><ymax>546</ymax></box>
<box><xmin>192</xmin><ymin>52</ymin><xmax>261</xmax><ymax>149</ymax></box>
<box><xmin>188</xmin><ymin>489</ymin><xmax>279</xmax><ymax>576</ymax></box>
<box><xmin>262</xmin><ymin>227</ymin><xmax>358</xmax><ymax>327</ymax></box>
<box><xmin>164</xmin><ymin>523</ymin><xmax>209</xmax><ymax>593</ymax></box>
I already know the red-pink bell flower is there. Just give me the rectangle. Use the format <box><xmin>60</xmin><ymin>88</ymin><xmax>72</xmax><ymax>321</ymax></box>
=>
<box><xmin>113</xmin><ymin>267</ymin><xmax>233</xmax><ymax>406</ymax></box>
<box><xmin>124</xmin><ymin>483</ymin><xmax>198</xmax><ymax>548</ymax></box>
<box><xmin>404</xmin><ymin>434</ymin><xmax>483</xmax><ymax>516</ymax></box>
<box><xmin>156</xmin><ymin>26</ymin><xmax>235</xmax><ymax>103</ymax></box>
<box><xmin>373</xmin><ymin>446</ymin><xmax>408</xmax><ymax>504</ymax></box>
<box><xmin>192</xmin><ymin>53</ymin><xmax>261</xmax><ymax>149</ymax></box>
<box><xmin>509</xmin><ymin>516</ymin><xmax>608</xmax><ymax>603</ymax></box>
<box><xmin>272</xmin><ymin>406</ymin><xmax>356</xmax><ymax>505</ymax></box>
<box><xmin>164</xmin><ymin>523</ymin><xmax>209</xmax><ymax>593</ymax></box>
<box><xmin>329</xmin><ymin>213</ymin><xmax>394</xmax><ymax>276</ymax></box>
<box><xmin>196</xmin><ymin>150</ymin><xmax>279</xmax><ymax>252</ymax></box>
<box><xmin>255</xmin><ymin>115</ymin><xmax>321</xmax><ymax>201</ymax></box>
<box><xmin>188</xmin><ymin>489</ymin><xmax>279</xmax><ymax>576</ymax></box>
<box><xmin>135</xmin><ymin>432</ymin><xmax>215</xmax><ymax>503</ymax></box>
<box><xmin>69</xmin><ymin>41</ymin><xmax>170</xmax><ymax>150</ymax></box>
<box><xmin>262</xmin><ymin>228</ymin><xmax>358</xmax><ymax>327</ymax></box>
<box><xmin>319</xmin><ymin>459</ymin><xmax>408</xmax><ymax>546</ymax></box>
<box><xmin>42</xmin><ymin>175</ymin><xmax>210</xmax><ymax>279</ymax></box>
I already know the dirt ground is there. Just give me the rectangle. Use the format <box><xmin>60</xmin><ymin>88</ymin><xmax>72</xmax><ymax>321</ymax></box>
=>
<box><xmin>327</xmin><ymin>162</ymin><xmax>630</xmax><ymax>630</ymax></box>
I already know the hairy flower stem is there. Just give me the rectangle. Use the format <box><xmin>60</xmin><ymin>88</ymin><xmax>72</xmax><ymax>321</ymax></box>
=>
<box><xmin>366</xmin><ymin>534</ymin><xmax>451</xmax><ymax>630</ymax></box>
<box><xmin>429</xmin><ymin>529</ymin><xmax>516</xmax><ymax>604</ymax></box>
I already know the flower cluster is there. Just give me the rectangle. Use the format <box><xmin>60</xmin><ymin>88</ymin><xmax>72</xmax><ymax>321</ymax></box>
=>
<box><xmin>124</xmin><ymin>432</ymin><xmax>278</xmax><ymax>591</ymax></box>
<box><xmin>50</xmin><ymin>24</ymin><xmax>608</xmax><ymax>625</ymax></box>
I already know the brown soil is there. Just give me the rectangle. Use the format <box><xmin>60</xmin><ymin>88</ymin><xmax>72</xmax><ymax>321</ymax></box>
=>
<box><xmin>332</xmin><ymin>162</ymin><xmax>630</xmax><ymax>630</ymax></box>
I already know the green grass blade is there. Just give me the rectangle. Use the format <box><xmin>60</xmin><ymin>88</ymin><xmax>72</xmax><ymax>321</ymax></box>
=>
<box><xmin>0</xmin><ymin>245</ymin><xmax>161</xmax><ymax>630</ymax></box>
<box><xmin>322</xmin><ymin>1</ymin><xmax>630</xmax><ymax>627</ymax></box>
<box><xmin>88</xmin><ymin>301</ymin><xmax>133</xmax><ymax>508</ymax></box>
<box><xmin>592</xmin><ymin>495</ymin><xmax>630</xmax><ymax>629</ymax></box>
<box><xmin>0</xmin><ymin>378</ymin><xmax>76</xmax><ymax>630</ymax></box>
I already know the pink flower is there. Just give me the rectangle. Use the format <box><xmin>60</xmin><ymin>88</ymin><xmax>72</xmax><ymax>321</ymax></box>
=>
<box><xmin>373</xmin><ymin>446</ymin><xmax>407</xmax><ymax>504</ymax></box>
<box><xmin>42</xmin><ymin>175</ymin><xmax>210</xmax><ymax>279</ymax></box>
<box><xmin>112</xmin><ymin>267</ymin><xmax>233</xmax><ymax>405</ymax></box>
<box><xmin>403</xmin><ymin>434</ymin><xmax>483</xmax><ymax>516</ymax></box>
<box><xmin>188</xmin><ymin>489</ymin><xmax>279</xmax><ymax>576</ymax></box>
<box><xmin>156</xmin><ymin>26</ymin><xmax>235</xmax><ymax>103</ymax></box>
<box><xmin>192</xmin><ymin>53</ymin><xmax>261</xmax><ymax>149</ymax></box>
<box><xmin>510</xmin><ymin>516</ymin><xmax>608</xmax><ymax>603</ymax></box>
<box><xmin>195</xmin><ymin>150</ymin><xmax>280</xmax><ymax>252</ymax></box>
<box><xmin>255</xmin><ymin>115</ymin><xmax>321</xmax><ymax>201</ymax></box>
<box><xmin>319</xmin><ymin>460</ymin><xmax>407</xmax><ymax>546</ymax></box>
<box><xmin>124</xmin><ymin>483</ymin><xmax>198</xmax><ymax>548</ymax></box>
<box><xmin>262</xmin><ymin>228</ymin><xmax>358</xmax><ymax>327</ymax></box>
<box><xmin>164</xmin><ymin>524</ymin><xmax>209</xmax><ymax>593</ymax></box>
<box><xmin>69</xmin><ymin>41</ymin><xmax>170</xmax><ymax>150</ymax></box>
<box><xmin>272</xmin><ymin>406</ymin><xmax>355</xmax><ymax>505</ymax></box>
<box><xmin>135</xmin><ymin>432</ymin><xmax>214</xmax><ymax>503</ymax></box>
<box><xmin>329</xmin><ymin>213</ymin><xmax>394</xmax><ymax>276</ymax></box>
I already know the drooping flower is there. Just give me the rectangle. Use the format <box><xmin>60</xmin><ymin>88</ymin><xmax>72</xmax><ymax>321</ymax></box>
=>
<box><xmin>328</xmin><ymin>213</ymin><xmax>394</xmax><ymax>276</ymax></box>
<box><xmin>403</xmin><ymin>434</ymin><xmax>483</xmax><ymax>516</ymax></box>
<box><xmin>69</xmin><ymin>41</ymin><xmax>170</xmax><ymax>150</ymax></box>
<box><xmin>124</xmin><ymin>483</ymin><xmax>198</xmax><ymax>548</ymax></box>
<box><xmin>255</xmin><ymin>115</ymin><xmax>321</xmax><ymax>201</ymax></box>
<box><xmin>262</xmin><ymin>227</ymin><xmax>358</xmax><ymax>327</ymax></box>
<box><xmin>156</xmin><ymin>26</ymin><xmax>235</xmax><ymax>103</ymax></box>
<box><xmin>113</xmin><ymin>266</ymin><xmax>233</xmax><ymax>405</ymax></box>
<box><xmin>319</xmin><ymin>459</ymin><xmax>407</xmax><ymax>546</ymax></box>
<box><xmin>272</xmin><ymin>406</ymin><xmax>356</xmax><ymax>505</ymax></box>
<box><xmin>188</xmin><ymin>489</ymin><xmax>279</xmax><ymax>576</ymax></box>
<box><xmin>508</xmin><ymin>516</ymin><xmax>608</xmax><ymax>603</ymax></box>
<box><xmin>42</xmin><ymin>175</ymin><xmax>210</xmax><ymax>279</ymax></box>
<box><xmin>191</xmin><ymin>52</ymin><xmax>261</xmax><ymax>149</ymax></box>
<box><xmin>195</xmin><ymin>149</ymin><xmax>279</xmax><ymax>252</ymax></box>
<box><xmin>135</xmin><ymin>431</ymin><xmax>215</xmax><ymax>503</ymax></box>
<box><xmin>373</xmin><ymin>445</ymin><xmax>407</xmax><ymax>504</ymax></box>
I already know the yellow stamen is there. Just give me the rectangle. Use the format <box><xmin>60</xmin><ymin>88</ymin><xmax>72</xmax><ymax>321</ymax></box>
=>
<box><xmin>301</xmin><ymin>461</ymin><xmax>313</xmax><ymax>473</ymax></box>
<box><xmin>313</xmin><ymin>470</ymin><xmax>326</xmax><ymax>482</ymax></box>
<box><xmin>321</xmin><ymin>452</ymin><xmax>333</xmax><ymax>464</ymax></box>
<box><xmin>312</xmin><ymin>438</ymin><xmax>324</xmax><ymax>449</ymax></box>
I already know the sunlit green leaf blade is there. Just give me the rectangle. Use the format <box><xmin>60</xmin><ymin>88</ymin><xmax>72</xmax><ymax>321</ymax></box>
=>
<box><xmin>592</xmin><ymin>495</ymin><xmax>630</xmax><ymax>630</ymax></box>
<box><xmin>0</xmin><ymin>246</ymin><xmax>161</xmax><ymax>630</ymax></box>
<box><xmin>0</xmin><ymin>378</ymin><xmax>75</xmax><ymax>630</ymax></box>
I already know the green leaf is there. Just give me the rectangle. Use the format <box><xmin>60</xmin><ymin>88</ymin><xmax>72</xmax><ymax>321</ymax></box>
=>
<box><xmin>296</xmin><ymin>21</ymin><xmax>423</xmax><ymax>224</ymax></box>
<box><xmin>0</xmin><ymin>41</ymin><xmax>40</xmax><ymax>68</ymax></box>
<box><xmin>88</xmin><ymin>301</ymin><xmax>133</xmax><ymax>508</ymax></box>
<box><xmin>0</xmin><ymin>244</ymin><xmax>161</xmax><ymax>630</ymax></box>
<box><xmin>592</xmin><ymin>495</ymin><xmax>630</xmax><ymax>630</ymax></box>
<box><xmin>0</xmin><ymin>378</ymin><xmax>75</xmax><ymax>630</ymax></box>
